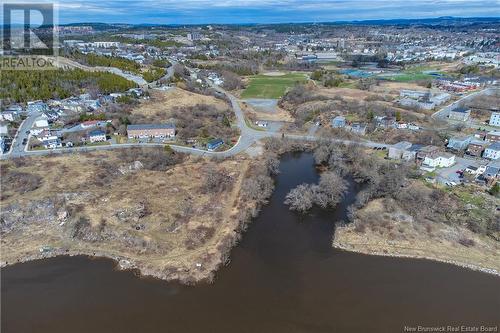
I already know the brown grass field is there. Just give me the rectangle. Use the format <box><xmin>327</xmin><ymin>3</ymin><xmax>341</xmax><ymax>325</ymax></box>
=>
<box><xmin>0</xmin><ymin>149</ymin><xmax>263</xmax><ymax>283</ymax></box>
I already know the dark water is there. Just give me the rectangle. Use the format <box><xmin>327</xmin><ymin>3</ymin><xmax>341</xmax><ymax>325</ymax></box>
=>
<box><xmin>2</xmin><ymin>153</ymin><xmax>500</xmax><ymax>333</ymax></box>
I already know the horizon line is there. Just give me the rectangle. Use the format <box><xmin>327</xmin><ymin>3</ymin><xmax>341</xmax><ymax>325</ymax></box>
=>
<box><xmin>56</xmin><ymin>15</ymin><xmax>500</xmax><ymax>27</ymax></box>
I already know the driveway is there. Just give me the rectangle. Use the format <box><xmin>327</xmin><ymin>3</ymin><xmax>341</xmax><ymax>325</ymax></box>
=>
<box><xmin>436</xmin><ymin>156</ymin><xmax>482</xmax><ymax>184</ymax></box>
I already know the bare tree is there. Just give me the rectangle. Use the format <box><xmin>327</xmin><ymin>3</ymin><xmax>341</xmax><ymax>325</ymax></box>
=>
<box><xmin>202</xmin><ymin>166</ymin><xmax>231</xmax><ymax>193</ymax></box>
<box><xmin>315</xmin><ymin>171</ymin><xmax>348</xmax><ymax>208</ymax></box>
<box><xmin>284</xmin><ymin>183</ymin><xmax>315</xmax><ymax>212</ymax></box>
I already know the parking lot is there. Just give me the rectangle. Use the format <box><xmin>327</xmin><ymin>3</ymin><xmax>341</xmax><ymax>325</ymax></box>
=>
<box><xmin>436</xmin><ymin>156</ymin><xmax>481</xmax><ymax>184</ymax></box>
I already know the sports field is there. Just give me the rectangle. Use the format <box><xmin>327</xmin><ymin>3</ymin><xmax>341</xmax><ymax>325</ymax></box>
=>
<box><xmin>379</xmin><ymin>72</ymin><xmax>437</xmax><ymax>82</ymax></box>
<box><xmin>241</xmin><ymin>73</ymin><xmax>308</xmax><ymax>99</ymax></box>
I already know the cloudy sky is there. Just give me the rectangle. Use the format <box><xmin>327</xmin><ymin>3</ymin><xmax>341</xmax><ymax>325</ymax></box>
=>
<box><xmin>3</xmin><ymin>0</ymin><xmax>499</xmax><ymax>24</ymax></box>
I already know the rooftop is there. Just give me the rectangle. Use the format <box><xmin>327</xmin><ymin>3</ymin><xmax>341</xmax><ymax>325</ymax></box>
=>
<box><xmin>89</xmin><ymin>129</ymin><xmax>106</xmax><ymax>136</ymax></box>
<box><xmin>486</xmin><ymin>142</ymin><xmax>500</xmax><ymax>151</ymax></box>
<box><xmin>393</xmin><ymin>141</ymin><xmax>412</xmax><ymax>149</ymax></box>
<box><xmin>451</xmin><ymin>107</ymin><xmax>470</xmax><ymax>113</ymax></box>
<box><xmin>127</xmin><ymin>124</ymin><xmax>175</xmax><ymax>131</ymax></box>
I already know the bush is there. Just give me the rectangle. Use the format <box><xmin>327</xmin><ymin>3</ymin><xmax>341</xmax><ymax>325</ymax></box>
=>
<box><xmin>284</xmin><ymin>183</ymin><xmax>315</xmax><ymax>212</ymax></box>
<box><xmin>0</xmin><ymin>170</ymin><xmax>43</xmax><ymax>197</ymax></box>
<box><xmin>202</xmin><ymin>166</ymin><xmax>232</xmax><ymax>193</ymax></box>
<box><xmin>458</xmin><ymin>237</ymin><xmax>475</xmax><ymax>247</ymax></box>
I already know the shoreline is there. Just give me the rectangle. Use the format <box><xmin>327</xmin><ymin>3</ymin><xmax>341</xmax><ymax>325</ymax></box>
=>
<box><xmin>1</xmin><ymin>208</ymin><xmax>256</xmax><ymax>285</ymax></box>
<box><xmin>1</xmin><ymin>250</ymin><xmax>220</xmax><ymax>284</ymax></box>
<box><xmin>332</xmin><ymin>239</ymin><xmax>500</xmax><ymax>277</ymax></box>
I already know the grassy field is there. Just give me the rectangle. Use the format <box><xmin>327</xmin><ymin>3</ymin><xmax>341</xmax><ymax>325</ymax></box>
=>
<box><xmin>241</xmin><ymin>73</ymin><xmax>308</xmax><ymax>99</ymax></box>
<box><xmin>378</xmin><ymin>66</ymin><xmax>445</xmax><ymax>82</ymax></box>
<box><xmin>379</xmin><ymin>72</ymin><xmax>436</xmax><ymax>82</ymax></box>
<box><xmin>0</xmin><ymin>150</ymin><xmax>259</xmax><ymax>283</ymax></box>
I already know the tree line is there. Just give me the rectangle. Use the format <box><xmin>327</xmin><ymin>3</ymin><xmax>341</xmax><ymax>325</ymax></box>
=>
<box><xmin>0</xmin><ymin>69</ymin><xmax>137</xmax><ymax>103</ymax></box>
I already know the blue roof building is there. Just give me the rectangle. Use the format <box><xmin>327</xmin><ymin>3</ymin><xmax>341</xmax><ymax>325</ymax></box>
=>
<box><xmin>207</xmin><ymin>138</ymin><xmax>224</xmax><ymax>151</ymax></box>
<box><xmin>331</xmin><ymin>116</ymin><xmax>346</xmax><ymax>128</ymax></box>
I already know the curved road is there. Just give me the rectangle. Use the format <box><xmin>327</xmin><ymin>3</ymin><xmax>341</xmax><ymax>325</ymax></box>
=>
<box><xmin>2</xmin><ymin>62</ymin><xmax>391</xmax><ymax>160</ymax></box>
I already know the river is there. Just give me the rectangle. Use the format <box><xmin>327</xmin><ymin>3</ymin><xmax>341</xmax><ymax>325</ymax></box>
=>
<box><xmin>2</xmin><ymin>152</ymin><xmax>499</xmax><ymax>332</ymax></box>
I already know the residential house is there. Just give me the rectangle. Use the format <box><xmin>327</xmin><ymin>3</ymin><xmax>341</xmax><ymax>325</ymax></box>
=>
<box><xmin>0</xmin><ymin>123</ymin><xmax>9</xmax><ymax>136</ymax></box>
<box><xmin>474</xmin><ymin>130</ymin><xmax>488</xmax><ymax>140</ymax></box>
<box><xmin>89</xmin><ymin>129</ymin><xmax>107</xmax><ymax>143</ymax></box>
<box><xmin>84</xmin><ymin>99</ymin><xmax>101</xmax><ymax>111</ymax></box>
<box><xmin>421</xmin><ymin>152</ymin><xmax>456</xmax><ymax>171</ymax></box>
<box><xmin>4</xmin><ymin>104</ymin><xmax>23</xmax><ymax>113</ymax></box>
<box><xmin>110</xmin><ymin>93</ymin><xmax>125</xmax><ymax>101</ymax></box>
<box><xmin>486</xmin><ymin>131</ymin><xmax>500</xmax><ymax>143</ymax></box>
<box><xmin>402</xmin><ymin>144</ymin><xmax>423</xmax><ymax>162</ymax></box>
<box><xmin>417</xmin><ymin>145</ymin><xmax>455</xmax><ymax>170</ymax></box>
<box><xmin>484</xmin><ymin>142</ymin><xmax>500</xmax><ymax>160</ymax></box>
<box><xmin>466</xmin><ymin>140</ymin><xmax>487</xmax><ymax>157</ymax></box>
<box><xmin>27</xmin><ymin>101</ymin><xmax>49</xmax><ymax>114</ymax></box>
<box><xmin>399</xmin><ymin>90</ymin><xmax>449</xmax><ymax>110</ymax></box>
<box><xmin>484</xmin><ymin>164</ymin><xmax>499</xmax><ymax>181</ymax></box>
<box><xmin>400</xmin><ymin>89</ymin><xmax>428</xmax><ymax>100</ymax></box>
<box><xmin>128</xmin><ymin>88</ymin><xmax>144</xmax><ymax>97</ymax></box>
<box><xmin>388</xmin><ymin>141</ymin><xmax>412</xmax><ymax>159</ymax></box>
<box><xmin>81</xmin><ymin>120</ymin><xmax>108</xmax><ymax>129</ymax></box>
<box><xmin>447</xmin><ymin>135</ymin><xmax>472</xmax><ymax>151</ymax></box>
<box><xmin>127</xmin><ymin>123</ymin><xmax>176</xmax><ymax>139</ymax></box>
<box><xmin>430</xmin><ymin>93</ymin><xmax>451</xmax><ymax>106</ymax></box>
<box><xmin>490</xmin><ymin>112</ymin><xmax>500</xmax><ymax>127</ymax></box>
<box><xmin>375</xmin><ymin>116</ymin><xmax>396</xmax><ymax>129</ymax></box>
<box><xmin>331</xmin><ymin>116</ymin><xmax>346</xmax><ymax>128</ymax></box>
<box><xmin>349</xmin><ymin>123</ymin><xmax>367</xmax><ymax>135</ymax></box>
<box><xmin>43</xmin><ymin>138</ymin><xmax>62</xmax><ymax>149</ymax></box>
<box><xmin>465</xmin><ymin>165</ymin><xmax>486</xmax><ymax>176</ymax></box>
<box><xmin>42</xmin><ymin>110</ymin><xmax>60</xmax><ymax>123</ymax></box>
<box><xmin>30</xmin><ymin>118</ymin><xmax>50</xmax><ymax>135</ymax></box>
<box><xmin>60</xmin><ymin>98</ymin><xmax>86</xmax><ymax>112</ymax></box>
<box><xmin>0</xmin><ymin>110</ymin><xmax>20</xmax><ymax>122</ymax></box>
<box><xmin>448</xmin><ymin>107</ymin><xmax>471</xmax><ymax>121</ymax></box>
<box><xmin>417</xmin><ymin>146</ymin><xmax>441</xmax><ymax>163</ymax></box>
<box><xmin>37</xmin><ymin>130</ymin><xmax>58</xmax><ymax>142</ymax></box>
<box><xmin>207</xmin><ymin>138</ymin><xmax>224</xmax><ymax>151</ymax></box>
<box><xmin>408</xmin><ymin>123</ymin><xmax>420</xmax><ymax>131</ymax></box>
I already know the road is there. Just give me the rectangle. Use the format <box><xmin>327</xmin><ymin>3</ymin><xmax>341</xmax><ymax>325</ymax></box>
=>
<box><xmin>2</xmin><ymin>63</ymin><xmax>391</xmax><ymax>160</ymax></box>
<box><xmin>432</xmin><ymin>87</ymin><xmax>499</xmax><ymax>121</ymax></box>
<box><xmin>8</xmin><ymin>112</ymin><xmax>41</xmax><ymax>156</ymax></box>
<box><xmin>55</xmin><ymin>57</ymin><xmax>148</xmax><ymax>86</ymax></box>
<box><xmin>147</xmin><ymin>60</ymin><xmax>177</xmax><ymax>87</ymax></box>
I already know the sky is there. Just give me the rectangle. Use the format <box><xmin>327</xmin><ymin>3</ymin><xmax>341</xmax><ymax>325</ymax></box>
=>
<box><xmin>2</xmin><ymin>0</ymin><xmax>499</xmax><ymax>25</ymax></box>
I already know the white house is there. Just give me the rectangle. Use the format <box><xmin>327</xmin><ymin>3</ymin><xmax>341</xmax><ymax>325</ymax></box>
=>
<box><xmin>37</xmin><ymin>130</ymin><xmax>58</xmax><ymax>142</ymax></box>
<box><xmin>0</xmin><ymin>111</ymin><xmax>19</xmax><ymax>122</ymax></box>
<box><xmin>421</xmin><ymin>152</ymin><xmax>456</xmax><ymax>171</ymax></box>
<box><xmin>89</xmin><ymin>129</ymin><xmax>107</xmax><ymax>143</ymax></box>
<box><xmin>484</xmin><ymin>142</ymin><xmax>500</xmax><ymax>160</ymax></box>
<box><xmin>30</xmin><ymin>118</ymin><xmax>50</xmax><ymax>135</ymax></box>
<box><xmin>43</xmin><ymin>138</ymin><xmax>62</xmax><ymax>149</ymax></box>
